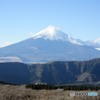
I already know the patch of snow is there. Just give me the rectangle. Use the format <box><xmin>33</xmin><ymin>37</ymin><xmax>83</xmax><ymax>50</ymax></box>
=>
<box><xmin>68</xmin><ymin>35</ymin><xmax>84</xmax><ymax>45</ymax></box>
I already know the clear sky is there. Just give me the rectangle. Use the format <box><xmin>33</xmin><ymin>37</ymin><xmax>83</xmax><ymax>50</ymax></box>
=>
<box><xmin>0</xmin><ymin>0</ymin><xmax>100</xmax><ymax>47</ymax></box>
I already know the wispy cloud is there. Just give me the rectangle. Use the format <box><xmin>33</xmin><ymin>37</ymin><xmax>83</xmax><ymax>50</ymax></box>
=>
<box><xmin>0</xmin><ymin>41</ymin><xmax>12</xmax><ymax>48</ymax></box>
<box><xmin>28</xmin><ymin>32</ymin><xmax>34</xmax><ymax>37</ymax></box>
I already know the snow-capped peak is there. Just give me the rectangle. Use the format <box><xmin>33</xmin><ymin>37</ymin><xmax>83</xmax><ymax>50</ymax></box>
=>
<box><xmin>32</xmin><ymin>26</ymin><xmax>83</xmax><ymax>45</ymax></box>
<box><xmin>33</xmin><ymin>26</ymin><xmax>69</xmax><ymax>41</ymax></box>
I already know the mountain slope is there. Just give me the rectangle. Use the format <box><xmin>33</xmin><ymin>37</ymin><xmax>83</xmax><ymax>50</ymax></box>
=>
<box><xmin>0</xmin><ymin>26</ymin><xmax>100</xmax><ymax>62</ymax></box>
<box><xmin>0</xmin><ymin>62</ymin><xmax>30</xmax><ymax>84</ymax></box>
<box><xmin>29</xmin><ymin>58</ymin><xmax>100</xmax><ymax>84</ymax></box>
<box><xmin>0</xmin><ymin>58</ymin><xmax>100</xmax><ymax>84</ymax></box>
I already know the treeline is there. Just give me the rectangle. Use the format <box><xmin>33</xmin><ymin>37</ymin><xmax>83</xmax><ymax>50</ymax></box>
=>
<box><xmin>26</xmin><ymin>84</ymin><xmax>100</xmax><ymax>91</ymax></box>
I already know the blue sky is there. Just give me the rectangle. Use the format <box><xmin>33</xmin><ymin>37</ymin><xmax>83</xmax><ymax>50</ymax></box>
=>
<box><xmin>0</xmin><ymin>0</ymin><xmax>100</xmax><ymax>46</ymax></box>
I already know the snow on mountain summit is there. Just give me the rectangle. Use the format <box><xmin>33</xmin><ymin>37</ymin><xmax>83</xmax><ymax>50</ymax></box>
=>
<box><xmin>33</xmin><ymin>26</ymin><xmax>69</xmax><ymax>41</ymax></box>
<box><xmin>33</xmin><ymin>26</ymin><xmax>83</xmax><ymax>45</ymax></box>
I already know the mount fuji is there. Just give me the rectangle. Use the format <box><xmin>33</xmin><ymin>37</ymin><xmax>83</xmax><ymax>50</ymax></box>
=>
<box><xmin>0</xmin><ymin>26</ymin><xmax>100</xmax><ymax>63</ymax></box>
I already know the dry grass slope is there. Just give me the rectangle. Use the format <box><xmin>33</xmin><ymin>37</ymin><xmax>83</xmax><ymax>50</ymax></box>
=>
<box><xmin>0</xmin><ymin>84</ymin><xmax>100</xmax><ymax>100</ymax></box>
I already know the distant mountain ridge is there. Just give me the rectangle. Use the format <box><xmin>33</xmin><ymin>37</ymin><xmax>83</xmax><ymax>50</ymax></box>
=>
<box><xmin>0</xmin><ymin>26</ymin><xmax>100</xmax><ymax>63</ymax></box>
<box><xmin>0</xmin><ymin>58</ymin><xmax>100</xmax><ymax>84</ymax></box>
